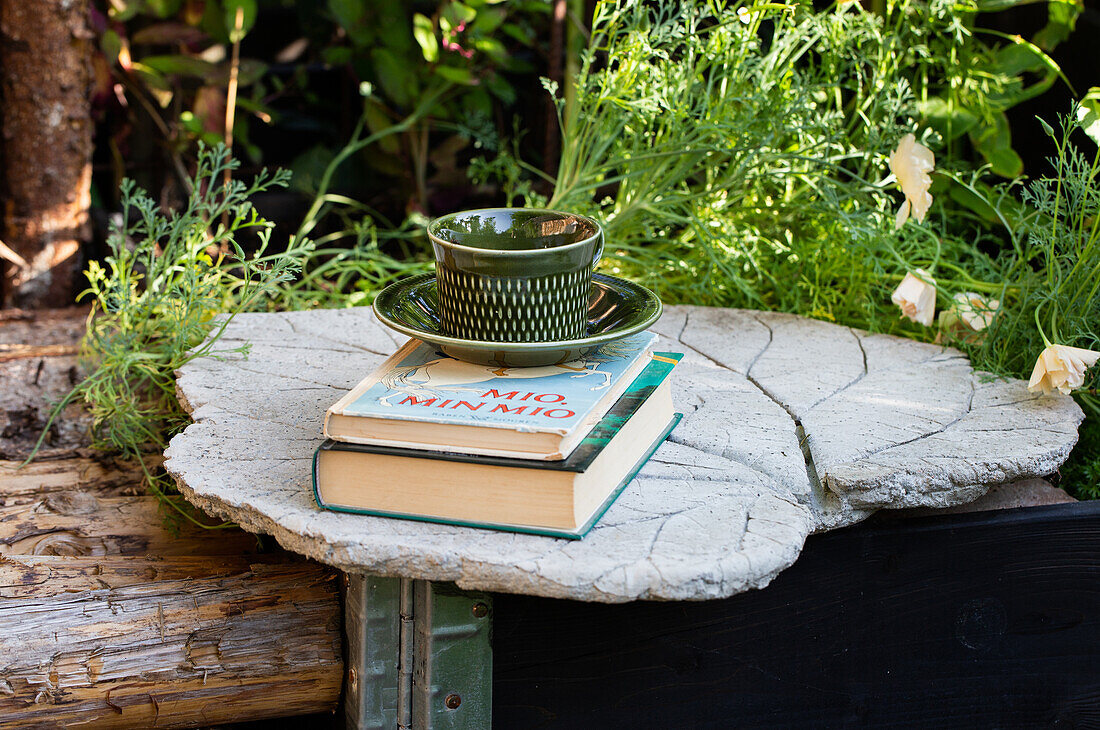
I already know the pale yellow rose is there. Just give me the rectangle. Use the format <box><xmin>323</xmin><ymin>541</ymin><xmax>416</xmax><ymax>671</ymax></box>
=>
<box><xmin>891</xmin><ymin>269</ymin><xmax>936</xmax><ymax>326</ymax></box>
<box><xmin>889</xmin><ymin>133</ymin><xmax>935</xmax><ymax>228</ymax></box>
<box><xmin>1027</xmin><ymin>344</ymin><xmax>1100</xmax><ymax>395</ymax></box>
<box><xmin>951</xmin><ymin>292</ymin><xmax>999</xmax><ymax>331</ymax></box>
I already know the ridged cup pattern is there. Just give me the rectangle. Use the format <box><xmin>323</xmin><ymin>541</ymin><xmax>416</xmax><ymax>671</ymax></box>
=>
<box><xmin>437</xmin><ymin>265</ymin><xmax>590</xmax><ymax>342</ymax></box>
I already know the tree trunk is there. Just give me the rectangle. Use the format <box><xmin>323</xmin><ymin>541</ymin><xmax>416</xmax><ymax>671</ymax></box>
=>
<box><xmin>0</xmin><ymin>0</ymin><xmax>92</xmax><ymax>308</ymax></box>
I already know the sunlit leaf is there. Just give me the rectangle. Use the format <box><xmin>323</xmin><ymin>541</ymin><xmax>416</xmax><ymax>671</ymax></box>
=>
<box><xmin>473</xmin><ymin>37</ymin><xmax>506</xmax><ymax>63</ymax></box>
<box><xmin>974</xmin><ymin>0</ymin><xmax>1035</xmax><ymax>9</ymax></box>
<box><xmin>1032</xmin><ymin>0</ymin><xmax>1083</xmax><ymax>52</ymax></box>
<box><xmin>130</xmin><ymin>62</ymin><xmax>173</xmax><ymax>92</ymax></box>
<box><xmin>442</xmin><ymin>1</ymin><xmax>477</xmax><ymax>27</ymax></box>
<box><xmin>413</xmin><ymin>13</ymin><xmax>439</xmax><ymax>63</ymax></box>
<box><xmin>991</xmin><ymin>42</ymin><xmax>1047</xmax><ymax>77</ymax></box>
<box><xmin>473</xmin><ymin>6</ymin><xmax>506</xmax><ymax>34</ymax></box>
<box><xmin>1077</xmin><ymin>87</ymin><xmax>1100</xmax><ymax>146</ymax></box>
<box><xmin>224</xmin><ymin>0</ymin><xmax>257</xmax><ymax>43</ymax></box>
<box><xmin>145</xmin><ymin>0</ymin><xmax>183</xmax><ymax>19</ymax></box>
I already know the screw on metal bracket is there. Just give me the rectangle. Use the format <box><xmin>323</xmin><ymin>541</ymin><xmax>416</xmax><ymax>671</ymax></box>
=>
<box><xmin>471</xmin><ymin>603</ymin><xmax>489</xmax><ymax>618</ymax></box>
<box><xmin>444</xmin><ymin>694</ymin><xmax>462</xmax><ymax>710</ymax></box>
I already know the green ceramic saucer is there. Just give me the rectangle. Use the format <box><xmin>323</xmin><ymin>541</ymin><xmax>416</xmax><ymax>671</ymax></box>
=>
<box><xmin>372</xmin><ymin>272</ymin><xmax>663</xmax><ymax>367</ymax></box>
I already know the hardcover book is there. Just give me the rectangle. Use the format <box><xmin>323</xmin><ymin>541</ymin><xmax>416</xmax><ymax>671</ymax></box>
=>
<box><xmin>324</xmin><ymin>331</ymin><xmax>658</xmax><ymax>460</ymax></box>
<box><xmin>313</xmin><ymin>352</ymin><xmax>683</xmax><ymax>539</ymax></box>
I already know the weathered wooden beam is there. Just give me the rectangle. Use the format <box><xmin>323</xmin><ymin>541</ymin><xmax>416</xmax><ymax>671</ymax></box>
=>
<box><xmin>0</xmin><ymin>307</ymin><xmax>89</xmax><ymax>344</ymax></box>
<box><xmin>0</xmin><ymin>555</ymin><xmax>343</xmax><ymax>728</ymax></box>
<box><xmin>0</xmin><ymin>492</ymin><xmax>260</xmax><ymax>557</ymax></box>
<box><xmin>0</xmin><ymin>457</ymin><xmax>146</xmax><ymax>506</ymax></box>
<box><xmin>0</xmin><ymin>307</ymin><xmax>91</xmax><ymax>460</ymax></box>
<box><xmin>0</xmin><ymin>308</ymin><xmax>347</xmax><ymax>728</ymax></box>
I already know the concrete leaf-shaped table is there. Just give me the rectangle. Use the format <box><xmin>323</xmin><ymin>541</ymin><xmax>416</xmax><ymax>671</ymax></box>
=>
<box><xmin>165</xmin><ymin>306</ymin><xmax>1083</xmax><ymax>728</ymax></box>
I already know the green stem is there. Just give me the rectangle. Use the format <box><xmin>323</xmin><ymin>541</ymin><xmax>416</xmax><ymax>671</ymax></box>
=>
<box><xmin>294</xmin><ymin>83</ymin><xmax>453</xmax><ymax>242</ymax></box>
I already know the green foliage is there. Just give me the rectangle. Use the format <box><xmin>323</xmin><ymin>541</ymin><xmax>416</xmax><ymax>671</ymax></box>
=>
<box><xmin>271</xmin><ymin>87</ymin><xmax>453</xmax><ymax>310</ymax></box>
<box><xmin>537</xmin><ymin>1</ymin><xmax>912</xmax><ymax>328</ymax></box>
<box><xmin>79</xmin><ymin>0</ymin><xmax>1100</xmax><ymax>498</ymax></box>
<box><xmin>287</xmin><ymin>0</ymin><xmax>545</xmax><ymax>211</ymax></box>
<box><xmin>96</xmin><ymin>0</ymin><xmax>270</xmax><ymax>163</ymax></box>
<box><xmin>1061</xmin><ymin>415</ymin><xmax>1100</xmax><ymax>500</ymax></box>
<box><xmin>964</xmin><ymin>111</ymin><xmax>1100</xmax><ymax>498</ymax></box>
<box><xmin>474</xmin><ymin>0</ymin><xmax>1099</xmax><ymax>494</ymax></box>
<box><xmin>1079</xmin><ymin>87</ymin><xmax>1100</xmax><ymax>146</ymax></box>
<box><xmin>973</xmin><ymin>112</ymin><xmax>1100</xmax><ymax>383</ymax></box>
<box><xmin>34</xmin><ymin>144</ymin><xmax>310</xmax><ymax>464</ymax></box>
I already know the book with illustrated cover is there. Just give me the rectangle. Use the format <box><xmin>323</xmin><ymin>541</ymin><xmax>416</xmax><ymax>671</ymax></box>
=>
<box><xmin>324</xmin><ymin>331</ymin><xmax>658</xmax><ymax>460</ymax></box>
<box><xmin>313</xmin><ymin>352</ymin><xmax>682</xmax><ymax>539</ymax></box>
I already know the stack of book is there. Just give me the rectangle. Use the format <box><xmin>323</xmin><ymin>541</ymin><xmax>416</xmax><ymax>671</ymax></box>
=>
<box><xmin>312</xmin><ymin>332</ymin><xmax>682</xmax><ymax>539</ymax></box>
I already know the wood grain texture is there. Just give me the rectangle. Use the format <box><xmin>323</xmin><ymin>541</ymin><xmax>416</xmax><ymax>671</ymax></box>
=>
<box><xmin>0</xmin><ymin>493</ymin><xmax>260</xmax><ymax>557</ymax></box>
<box><xmin>0</xmin><ymin>556</ymin><xmax>343</xmax><ymax>729</ymax></box>
<box><xmin>492</xmin><ymin>501</ymin><xmax>1100</xmax><ymax>728</ymax></box>
<box><xmin>0</xmin><ymin>310</ymin><xmax>345</xmax><ymax>728</ymax></box>
<box><xmin>0</xmin><ymin>456</ymin><xmax>147</xmax><ymax>506</ymax></box>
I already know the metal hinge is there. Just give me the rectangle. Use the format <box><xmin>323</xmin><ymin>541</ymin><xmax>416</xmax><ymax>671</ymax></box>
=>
<box><xmin>346</xmin><ymin>575</ymin><xmax>492</xmax><ymax>730</ymax></box>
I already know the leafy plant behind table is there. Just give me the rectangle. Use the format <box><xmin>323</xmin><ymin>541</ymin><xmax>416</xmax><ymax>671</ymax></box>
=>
<box><xmin>29</xmin><ymin>144</ymin><xmax>312</xmax><ymax>526</ymax></box>
<box><xmin>70</xmin><ymin>0</ymin><xmax>1099</xmax><ymax>498</ymax></box>
<box><xmin>478</xmin><ymin>0</ymin><xmax>1098</xmax><ymax>495</ymax></box>
<box><xmin>93</xmin><ymin>0</ymin><xmax>270</xmax><ymax>191</ymax></box>
<box><xmin>93</xmin><ymin>0</ymin><xmax>547</xmax><ymax>220</ymax></box>
<box><xmin>528</xmin><ymin>0</ymin><xmax>1078</xmax><ymax>325</ymax></box>
<box><xmin>273</xmin><ymin>0</ymin><xmax>551</xmax><ymax>310</ymax></box>
<box><xmin>302</xmin><ymin>0</ymin><xmax>545</xmax><ymax>212</ymax></box>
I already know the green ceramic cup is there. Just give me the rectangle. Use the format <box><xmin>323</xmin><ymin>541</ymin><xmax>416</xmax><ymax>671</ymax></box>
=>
<box><xmin>427</xmin><ymin>208</ymin><xmax>604</xmax><ymax>342</ymax></box>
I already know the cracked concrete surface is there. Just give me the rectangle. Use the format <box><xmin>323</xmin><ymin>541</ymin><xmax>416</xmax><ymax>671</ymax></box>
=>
<box><xmin>164</xmin><ymin>306</ymin><xmax>1084</xmax><ymax>603</ymax></box>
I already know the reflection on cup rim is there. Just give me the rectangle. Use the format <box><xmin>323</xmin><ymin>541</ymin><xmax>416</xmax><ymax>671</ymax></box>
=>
<box><xmin>427</xmin><ymin>207</ymin><xmax>603</xmax><ymax>256</ymax></box>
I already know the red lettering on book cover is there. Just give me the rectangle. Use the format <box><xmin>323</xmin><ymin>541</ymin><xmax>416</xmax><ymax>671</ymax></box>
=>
<box><xmin>482</xmin><ymin>389</ymin><xmax>520</xmax><ymax>400</ymax></box>
<box><xmin>542</xmin><ymin>409</ymin><xmax>575</xmax><ymax>418</ymax></box>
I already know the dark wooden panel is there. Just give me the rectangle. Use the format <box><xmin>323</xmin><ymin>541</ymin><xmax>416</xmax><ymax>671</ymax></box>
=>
<box><xmin>493</xmin><ymin>502</ymin><xmax>1100</xmax><ymax>729</ymax></box>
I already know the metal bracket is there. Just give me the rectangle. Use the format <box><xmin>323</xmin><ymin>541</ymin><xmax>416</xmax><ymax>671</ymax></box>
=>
<box><xmin>345</xmin><ymin>575</ymin><xmax>492</xmax><ymax>730</ymax></box>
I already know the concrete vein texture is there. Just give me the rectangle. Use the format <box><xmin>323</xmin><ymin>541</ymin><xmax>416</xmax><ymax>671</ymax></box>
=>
<box><xmin>165</xmin><ymin>306</ymin><xmax>1083</xmax><ymax>603</ymax></box>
